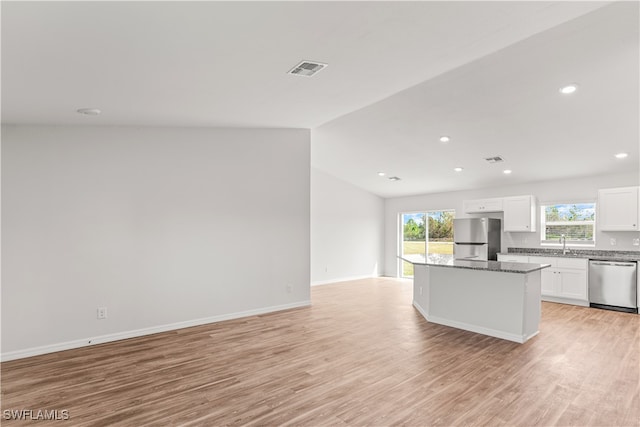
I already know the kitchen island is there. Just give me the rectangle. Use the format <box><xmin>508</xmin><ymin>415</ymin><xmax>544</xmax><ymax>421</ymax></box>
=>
<box><xmin>402</xmin><ymin>254</ymin><xmax>550</xmax><ymax>343</ymax></box>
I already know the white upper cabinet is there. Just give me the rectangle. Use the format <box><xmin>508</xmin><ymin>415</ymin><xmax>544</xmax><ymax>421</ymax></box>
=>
<box><xmin>503</xmin><ymin>195</ymin><xmax>536</xmax><ymax>232</ymax></box>
<box><xmin>597</xmin><ymin>186</ymin><xmax>640</xmax><ymax>231</ymax></box>
<box><xmin>463</xmin><ymin>198</ymin><xmax>503</xmax><ymax>213</ymax></box>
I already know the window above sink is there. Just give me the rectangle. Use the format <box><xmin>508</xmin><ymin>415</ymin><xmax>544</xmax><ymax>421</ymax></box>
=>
<box><xmin>540</xmin><ymin>202</ymin><xmax>596</xmax><ymax>247</ymax></box>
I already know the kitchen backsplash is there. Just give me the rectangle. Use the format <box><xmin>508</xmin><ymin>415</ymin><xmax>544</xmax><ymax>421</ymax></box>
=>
<box><xmin>507</xmin><ymin>247</ymin><xmax>640</xmax><ymax>258</ymax></box>
<box><xmin>502</xmin><ymin>230</ymin><xmax>640</xmax><ymax>252</ymax></box>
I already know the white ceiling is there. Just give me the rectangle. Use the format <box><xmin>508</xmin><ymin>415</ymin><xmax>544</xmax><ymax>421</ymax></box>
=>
<box><xmin>2</xmin><ymin>1</ymin><xmax>638</xmax><ymax>198</ymax></box>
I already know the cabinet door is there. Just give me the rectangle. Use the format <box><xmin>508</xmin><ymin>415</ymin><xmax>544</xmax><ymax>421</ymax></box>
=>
<box><xmin>598</xmin><ymin>187</ymin><xmax>639</xmax><ymax>231</ymax></box>
<box><xmin>463</xmin><ymin>198</ymin><xmax>503</xmax><ymax>213</ymax></box>
<box><xmin>504</xmin><ymin>196</ymin><xmax>536</xmax><ymax>232</ymax></box>
<box><xmin>529</xmin><ymin>256</ymin><xmax>556</xmax><ymax>296</ymax></box>
<box><xmin>463</xmin><ymin>200</ymin><xmax>484</xmax><ymax>213</ymax></box>
<box><xmin>557</xmin><ymin>269</ymin><xmax>588</xmax><ymax>301</ymax></box>
<box><xmin>482</xmin><ymin>198</ymin><xmax>504</xmax><ymax>212</ymax></box>
<box><xmin>541</xmin><ymin>269</ymin><xmax>557</xmax><ymax>296</ymax></box>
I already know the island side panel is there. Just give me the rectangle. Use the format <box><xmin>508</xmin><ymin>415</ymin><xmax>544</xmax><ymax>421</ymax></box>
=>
<box><xmin>427</xmin><ymin>266</ymin><xmax>527</xmax><ymax>342</ymax></box>
<box><xmin>413</xmin><ymin>264</ymin><xmax>429</xmax><ymax>317</ymax></box>
<box><xmin>522</xmin><ymin>270</ymin><xmax>541</xmax><ymax>340</ymax></box>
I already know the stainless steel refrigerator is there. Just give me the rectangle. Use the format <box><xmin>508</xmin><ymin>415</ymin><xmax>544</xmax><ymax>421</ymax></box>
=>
<box><xmin>453</xmin><ymin>218</ymin><xmax>501</xmax><ymax>261</ymax></box>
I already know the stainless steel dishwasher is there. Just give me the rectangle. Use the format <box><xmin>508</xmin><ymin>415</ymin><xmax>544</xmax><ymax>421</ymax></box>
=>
<box><xmin>589</xmin><ymin>260</ymin><xmax>637</xmax><ymax>313</ymax></box>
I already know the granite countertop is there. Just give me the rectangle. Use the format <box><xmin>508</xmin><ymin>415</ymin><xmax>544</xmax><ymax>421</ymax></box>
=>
<box><xmin>501</xmin><ymin>248</ymin><xmax>640</xmax><ymax>262</ymax></box>
<box><xmin>400</xmin><ymin>254</ymin><xmax>550</xmax><ymax>274</ymax></box>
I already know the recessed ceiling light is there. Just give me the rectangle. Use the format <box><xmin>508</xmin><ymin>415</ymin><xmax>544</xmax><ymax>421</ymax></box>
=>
<box><xmin>388</xmin><ymin>176</ymin><xmax>401</xmax><ymax>181</ymax></box>
<box><xmin>559</xmin><ymin>84</ymin><xmax>578</xmax><ymax>95</ymax></box>
<box><xmin>377</xmin><ymin>172</ymin><xmax>386</xmax><ymax>176</ymax></box>
<box><xmin>614</xmin><ymin>152</ymin><xmax>628</xmax><ymax>159</ymax></box>
<box><xmin>77</xmin><ymin>108</ymin><xmax>101</xmax><ymax>116</ymax></box>
<box><xmin>439</xmin><ymin>136</ymin><xmax>450</xmax><ymax>143</ymax></box>
<box><xmin>503</xmin><ymin>169</ymin><xmax>512</xmax><ymax>175</ymax></box>
<box><xmin>454</xmin><ymin>167</ymin><xmax>463</xmax><ymax>172</ymax></box>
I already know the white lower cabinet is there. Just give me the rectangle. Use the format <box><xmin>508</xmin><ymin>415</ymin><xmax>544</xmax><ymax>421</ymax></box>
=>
<box><xmin>540</xmin><ymin>267</ymin><xmax>556</xmax><ymax>295</ymax></box>
<box><xmin>556</xmin><ymin>268</ymin><xmax>587</xmax><ymax>300</ymax></box>
<box><xmin>529</xmin><ymin>256</ymin><xmax>588</xmax><ymax>305</ymax></box>
<box><xmin>498</xmin><ymin>254</ymin><xmax>588</xmax><ymax>306</ymax></box>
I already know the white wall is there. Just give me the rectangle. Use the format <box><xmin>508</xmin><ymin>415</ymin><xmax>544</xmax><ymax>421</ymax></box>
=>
<box><xmin>1</xmin><ymin>125</ymin><xmax>311</xmax><ymax>359</ymax></box>
<box><xmin>311</xmin><ymin>168</ymin><xmax>384</xmax><ymax>285</ymax></box>
<box><xmin>385</xmin><ymin>172</ymin><xmax>640</xmax><ymax>277</ymax></box>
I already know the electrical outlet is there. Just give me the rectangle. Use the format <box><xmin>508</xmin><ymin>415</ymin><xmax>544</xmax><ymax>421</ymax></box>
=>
<box><xmin>633</xmin><ymin>238</ymin><xmax>640</xmax><ymax>246</ymax></box>
<box><xmin>419</xmin><ymin>286</ymin><xmax>423</xmax><ymax>296</ymax></box>
<box><xmin>97</xmin><ymin>307</ymin><xmax>107</xmax><ymax>320</ymax></box>
<box><xmin>324</xmin><ymin>266</ymin><xmax>328</xmax><ymax>273</ymax></box>
<box><xmin>610</xmin><ymin>238</ymin><xmax>617</xmax><ymax>246</ymax></box>
<box><xmin>286</xmin><ymin>285</ymin><xmax>292</xmax><ymax>293</ymax></box>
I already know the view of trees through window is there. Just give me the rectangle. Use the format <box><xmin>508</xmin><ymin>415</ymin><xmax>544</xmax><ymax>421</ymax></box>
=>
<box><xmin>401</xmin><ymin>210</ymin><xmax>455</xmax><ymax>277</ymax></box>
<box><xmin>541</xmin><ymin>203</ymin><xmax>595</xmax><ymax>243</ymax></box>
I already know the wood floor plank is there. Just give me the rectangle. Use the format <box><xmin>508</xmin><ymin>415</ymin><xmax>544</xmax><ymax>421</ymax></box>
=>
<box><xmin>2</xmin><ymin>277</ymin><xmax>639</xmax><ymax>426</ymax></box>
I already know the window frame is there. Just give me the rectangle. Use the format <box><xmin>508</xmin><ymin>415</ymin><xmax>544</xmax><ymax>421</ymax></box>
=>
<box><xmin>539</xmin><ymin>201</ymin><xmax>596</xmax><ymax>247</ymax></box>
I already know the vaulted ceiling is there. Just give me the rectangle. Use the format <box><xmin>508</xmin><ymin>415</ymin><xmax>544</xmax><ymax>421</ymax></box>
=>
<box><xmin>2</xmin><ymin>1</ymin><xmax>638</xmax><ymax>197</ymax></box>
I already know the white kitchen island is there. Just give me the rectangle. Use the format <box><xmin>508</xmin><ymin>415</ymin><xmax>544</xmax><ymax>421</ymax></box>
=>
<box><xmin>403</xmin><ymin>254</ymin><xmax>550</xmax><ymax>343</ymax></box>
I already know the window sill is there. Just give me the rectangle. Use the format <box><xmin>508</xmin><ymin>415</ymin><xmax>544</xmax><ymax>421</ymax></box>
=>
<box><xmin>541</xmin><ymin>243</ymin><xmax>596</xmax><ymax>248</ymax></box>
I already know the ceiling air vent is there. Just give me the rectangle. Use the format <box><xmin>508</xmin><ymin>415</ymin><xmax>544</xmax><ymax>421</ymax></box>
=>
<box><xmin>288</xmin><ymin>60</ymin><xmax>328</xmax><ymax>77</ymax></box>
<box><xmin>484</xmin><ymin>155</ymin><xmax>505</xmax><ymax>163</ymax></box>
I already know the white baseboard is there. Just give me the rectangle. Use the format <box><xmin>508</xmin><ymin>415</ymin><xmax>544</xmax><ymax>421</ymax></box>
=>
<box><xmin>541</xmin><ymin>296</ymin><xmax>589</xmax><ymax>307</ymax></box>
<box><xmin>412</xmin><ymin>300</ymin><xmax>428</xmax><ymax>319</ymax></box>
<box><xmin>311</xmin><ymin>274</ymin><xmax>381</xmax><ymax>286</ymax></box>
<box><xmin>426</xmin><ymin>314</ymin><xmax>535</xmax><ymax>344</ymax></box>
<box><xmin>1</xmin><ymin>300</ymin><xmax>311</xmax><ymax>362</ymax></box>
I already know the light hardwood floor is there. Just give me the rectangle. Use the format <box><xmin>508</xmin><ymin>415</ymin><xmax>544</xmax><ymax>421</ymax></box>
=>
<box><xmin>2</xmin><ymin>278</ymin><xmax>639</xmax><ymax>426</ymax></box>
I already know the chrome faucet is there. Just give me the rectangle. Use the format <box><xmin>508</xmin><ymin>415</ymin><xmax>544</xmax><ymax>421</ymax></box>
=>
<box><xmin>560</xmin><ymin>234</ymin><xmax>568</xmax><ymax>255</ymax></box>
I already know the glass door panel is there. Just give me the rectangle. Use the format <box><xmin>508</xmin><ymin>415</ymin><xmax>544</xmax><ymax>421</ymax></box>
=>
<box><xmin>401</xmin><ymin>213</ymin><xmax>426</xmax><ymax>278</ymax></box>
<box><xmin>427</xmin><ymin>211</ymin><xmax>455</xmax><ymax>257</ymax></box>
<box><xmin>400</xmin><ymin>210</ymin><xmax>455</xmax><ymax>278</ymax></box>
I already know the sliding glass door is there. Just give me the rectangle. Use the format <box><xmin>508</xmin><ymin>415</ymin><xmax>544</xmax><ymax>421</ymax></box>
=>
<box><xmin>400</xmin><ymin>210</ymin><xmax>455</xmax><ymax>278</ymax></box>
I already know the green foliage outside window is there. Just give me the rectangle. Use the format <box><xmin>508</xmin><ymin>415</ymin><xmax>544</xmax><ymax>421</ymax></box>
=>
<box><xmin>542</xmin><ymin>203</ymin><xmax>595</xmax><ymax>242</ymax></box>
<box><xmin>403</xmin><ymin>211</ymin><xmax>454</xmax><ymax>242</ymax></box>
<box><xmin>403</xmin><ymin>216</ymin><xmax>426</xmax><ymax>241</ymax></box>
